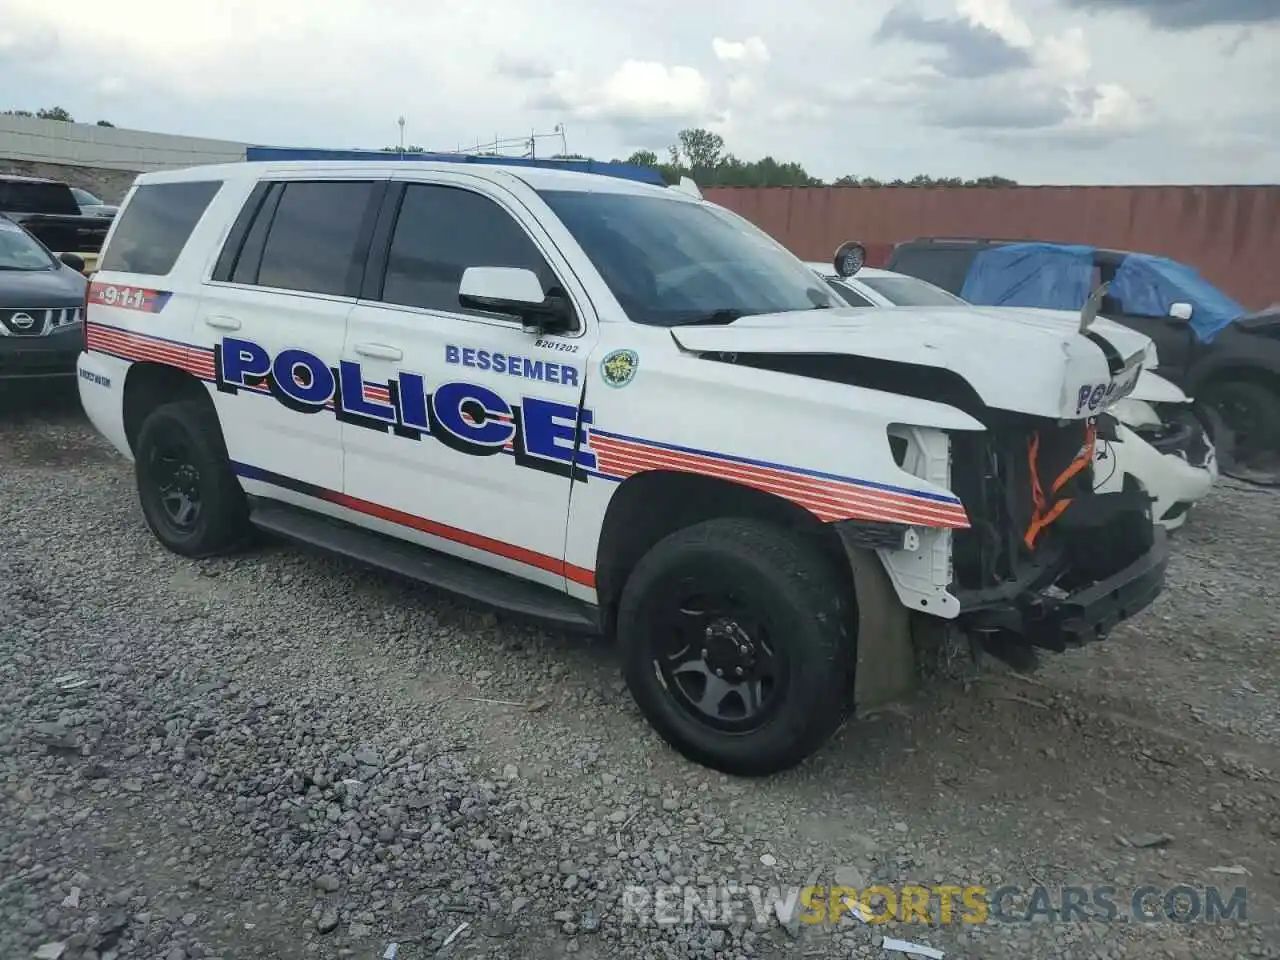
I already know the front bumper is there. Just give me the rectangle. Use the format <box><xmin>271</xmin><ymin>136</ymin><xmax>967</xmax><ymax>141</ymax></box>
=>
<box><xmin>1096</xmin><ymin>415</ymin><xmax>1217</xmax><ymax>529</ymax></box>
<box><xmin>957</xmin><ymin>525</ymin><xmax>1169</xmax><ymax>651</ymax></box>
<box><xmin>0</xmin><ymin>325</ymin><xmax>83</xmax><ymax>381</ymax></box>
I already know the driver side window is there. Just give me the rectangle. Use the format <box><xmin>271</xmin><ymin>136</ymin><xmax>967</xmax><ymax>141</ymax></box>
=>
<box><xmin>378</xmin><ymin>184</ymin><xmax>565</xmax><ymax>322</ymax></box>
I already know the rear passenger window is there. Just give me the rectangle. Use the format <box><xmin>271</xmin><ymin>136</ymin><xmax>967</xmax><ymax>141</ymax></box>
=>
<box><xmin>379</xmin><ymin>184</ymin><xmax>560</xmax><ymax>318</ymax></box>
<box><xmin>253</xmin><ymin>181</ymin><xmax>376</xmax><ymax>297</ymax></box>
<box><xmin>98</xmin><ymin>180</ymin><xmax>222</xmax><ymax>276</ymax></box>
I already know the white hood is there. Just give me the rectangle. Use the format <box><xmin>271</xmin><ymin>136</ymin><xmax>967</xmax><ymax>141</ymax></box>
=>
<box><xmin>670</xmin><ymin>304</ymin><xmax>1153</xmax><ymax>420</ymax></box>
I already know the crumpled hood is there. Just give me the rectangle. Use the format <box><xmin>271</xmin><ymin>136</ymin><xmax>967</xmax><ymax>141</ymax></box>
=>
<box><xmin>669</xmin><ymin>304</ymin><xmax>1152</xmax><ymax>420</ymax></box>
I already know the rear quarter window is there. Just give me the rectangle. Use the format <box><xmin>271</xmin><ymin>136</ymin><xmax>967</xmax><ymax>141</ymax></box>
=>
<box><xmin>98</xmin><ymin>180</ymin><xmax>223</xmax><ymax>276</ymax></box>
<box><xmin>888</xmin><ymin>246</ymin><xmax>975</xmax><ymax>295</ymax></box>
<box><xmin>0</xmin><ymin>180</ymin><xmax>81</xmax><ymax>215</ymax></box>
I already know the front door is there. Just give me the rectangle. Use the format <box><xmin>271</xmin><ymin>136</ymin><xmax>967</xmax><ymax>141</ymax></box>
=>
<box><xmin>339</xmin><ymin>175</ymin><xmax>598</xmax><ymax>593</ymax></box>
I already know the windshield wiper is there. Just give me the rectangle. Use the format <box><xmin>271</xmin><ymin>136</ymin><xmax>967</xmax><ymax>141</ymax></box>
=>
<box><xmin>676</xmin><ymin>309</ymin><xmax>747</xmax><ymax>327</ymax></box>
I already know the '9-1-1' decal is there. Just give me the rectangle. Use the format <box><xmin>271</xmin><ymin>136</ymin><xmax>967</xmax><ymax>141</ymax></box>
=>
<box><xmin>213</xmin><ymin>336</ymin><xmax>597</xmax><ymax>480</ymax></box>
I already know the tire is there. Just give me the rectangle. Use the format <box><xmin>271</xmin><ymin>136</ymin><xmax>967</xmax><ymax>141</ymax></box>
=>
<box><xmin>134</xmin><ymin>399</ymin><xmax>250</xmax><ymax>557</ymax></box>
<box><xmin>616</xmin><ymin>517</ymin><xmax>853</xmax><ymax>777</ymax></box>
<box><xmin>1197</xmin><ymin>379</ymin><xmax>1280</xmax><ymax>485</ymax></box>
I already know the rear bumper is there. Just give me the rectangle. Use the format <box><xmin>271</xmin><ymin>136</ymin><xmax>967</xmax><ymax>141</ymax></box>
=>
<box><xmin>0</xmin><ymin>326</ymin><xmax>82</xmax><ymax>380</ymax></box>
<box><xmin>957</xmin><ymin>525</ymin><xmax>1169</xmax><ymax>651</ymax></box>
<box><xmin>75</xmin><ymin>350</ymin><xmax>133</xmax><ymax>459</ymax></box>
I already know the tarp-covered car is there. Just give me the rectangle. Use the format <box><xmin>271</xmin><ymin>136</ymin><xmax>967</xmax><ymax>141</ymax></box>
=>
<box><xmin>888</xmin><ymin>238</ymin><xmax>1280</xmax><ymax>484</ymax></box>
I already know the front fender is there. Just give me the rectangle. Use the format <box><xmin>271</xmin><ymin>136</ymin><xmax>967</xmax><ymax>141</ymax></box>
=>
<box><xmin>584</xmin><ymin>353</ymin><xmax>981</xmax><ymax>530</ymax></box>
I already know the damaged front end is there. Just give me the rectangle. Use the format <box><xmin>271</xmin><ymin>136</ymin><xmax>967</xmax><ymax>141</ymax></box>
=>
<box><xmin>948</xmin><ymin>414</ymin><xmax>1169</xmax><ymax>665</ymax></box>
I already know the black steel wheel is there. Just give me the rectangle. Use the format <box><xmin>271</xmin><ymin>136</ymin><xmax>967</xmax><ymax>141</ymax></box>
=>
<box><xmin>1198</xmin><ymin>380</ymin><xmax>1280</xmax><ymax>486</ymax></box>
<box><xmin>149</xmin><ymin>437</ymin><xmax>204</xmax><ymax>534</ymax></box>
<box><xmin>135</xmin><ymin>399</ymin><xmax>249</xmax><ymax>556</ymax></box>
<box><xmin>650</xmin><ymin>571</ymin><xmax>789</xmax><ymax>734</ymax></box>
<box><xmin>617</xmin><ymin>517</ymin><xmax>853</xmax><ymax>776</ymax></box>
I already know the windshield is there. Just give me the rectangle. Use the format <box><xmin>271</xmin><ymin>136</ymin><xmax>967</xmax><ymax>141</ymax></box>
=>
<box><xmin>537</xmin><ymin>189</ymin><xmax>839</xmax><ymax>325</ymax></box>
<box><xmin>72</xmin><ymin>188</ymin><xmax>102</xmax><ymax>205</ymax></box>
<box><xmin>858</xmin><ymin>275</ymin><xmax>968</xmax><ymax>306</ymax></box>
<box><xmin>0</xmin><ymin>219</ymin><xmax>54</xmax><ymax>270</ymax></box>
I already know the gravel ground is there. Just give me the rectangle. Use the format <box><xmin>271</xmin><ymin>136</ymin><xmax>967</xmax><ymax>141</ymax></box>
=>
<box><xmin>2</xmin><ymin>387</ymin><xmax>1278</xmax><ymax>960</ymax></box>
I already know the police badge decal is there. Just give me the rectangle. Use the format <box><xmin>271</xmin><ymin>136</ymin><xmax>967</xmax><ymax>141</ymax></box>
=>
<box><xmin>600</xmin><ymin>348</ymin><xmax>639</xmax><ymax>388</ymax></box>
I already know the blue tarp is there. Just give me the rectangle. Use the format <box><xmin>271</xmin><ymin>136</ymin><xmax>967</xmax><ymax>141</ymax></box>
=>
<box><xmin>959</xmin><ymin>242</ymin><xmax>1096</xmax><ymax>310</ymax></box>
<box><xmin>1110</xmin><ymin>253</ymin><xmax>1245</xmax><ymax>344</ymax></box>
<box><xmin>243</xmin><ymin>146</ymin><xmax>668</xmax><ymax>187</ymax></box>
<box><xmin>960</xmin><ymin>242</ymin><xmax>1246</xmax><ymax>344</ymax></box>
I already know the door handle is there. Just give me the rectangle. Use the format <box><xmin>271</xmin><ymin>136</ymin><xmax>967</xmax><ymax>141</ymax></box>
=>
<box><xmin>204</xmin><ymin>315</ymin><xmax>241</xmax><ymax>331</ymax></box>
<box><xmin>354</xmin><ymin>342</ymin><xmax>403</xmax><ymax>361</ymax></box>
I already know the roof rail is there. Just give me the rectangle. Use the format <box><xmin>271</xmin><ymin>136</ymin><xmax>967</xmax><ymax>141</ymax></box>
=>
<box><xmin>242</xmin><ymin>146</ymin><xmax>667</xmax><ymax>187</ymax></box>
<box><xmin>906</xmin><ymin>236</ymin><xmax>1031</xmax><ymax>245</ymax></box>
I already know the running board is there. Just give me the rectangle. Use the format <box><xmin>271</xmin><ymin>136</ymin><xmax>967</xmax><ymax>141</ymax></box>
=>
<box><xmin>247</xmin><ymin>499</ymin><xmax>601</xmax><ymax>633</ymax></box>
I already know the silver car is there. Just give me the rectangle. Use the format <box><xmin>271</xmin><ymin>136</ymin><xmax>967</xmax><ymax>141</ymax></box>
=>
<box><xmin>70</xmin><ymin>187</ymin><xmax>117</xmax><ymax>219</ymax></box>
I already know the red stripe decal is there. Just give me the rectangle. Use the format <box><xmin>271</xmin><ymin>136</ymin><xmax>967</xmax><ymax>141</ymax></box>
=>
<box><xmin>324</xmin><ymin>489</ymin><xmax>596</xmax><ymax>588</ymax></box>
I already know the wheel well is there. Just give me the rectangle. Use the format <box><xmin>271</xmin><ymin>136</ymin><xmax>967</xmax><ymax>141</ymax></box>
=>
<box><xmin>1194</xmin><ymin>365</ymin><xmax>1280</xmax><ymax>399</ymax></box>
<box><xmin>122</xmin><ymin>363</ymin><xmax>212</xmax><ymax>454</ymax></box>
<box><xmin>593</xmin><ymin>470</ymin><xmax>858</xmax><ymax>635</ymax></box>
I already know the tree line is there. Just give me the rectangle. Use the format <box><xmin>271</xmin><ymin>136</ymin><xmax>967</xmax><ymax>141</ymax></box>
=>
<box><xmin>378</xmin><ymin>129</ymin><xmax>1017</xmax><ymax>188</ymax></box>
<box><xmin>4</xmin><ymin>106</ymin><xmax>114</xmax><ymax>126</ymax></box>
<box><xmin>609</xmin><ymin>128</ymin><xmax>1017</xmax><ymax>187</ymax></box>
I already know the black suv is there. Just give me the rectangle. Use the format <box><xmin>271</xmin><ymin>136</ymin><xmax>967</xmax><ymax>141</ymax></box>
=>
<box><xmin>888</xmin><ymin>237</ymin><xmax>1280</xmax><ymax>484</ymax></box>
<box><xmin>0</xmin><ymin>174</ymin><xmax>111</xmax><ymax>259</ymax></box>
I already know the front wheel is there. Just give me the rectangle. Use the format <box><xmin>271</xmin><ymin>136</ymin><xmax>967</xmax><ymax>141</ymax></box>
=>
<box><xmin>616</xmin><ymin>517</ymin><xmax>853</xmax><ymax>776</ymax></box>
<box><xmin>134</xmin><ymin>399</ymin><xmax>250</xmax><ymax>557</ymax></box>
<box><xmin>1197</xmin><ymin>379</ymin><xmax>1280</xmax><ymax>486</ymax></box>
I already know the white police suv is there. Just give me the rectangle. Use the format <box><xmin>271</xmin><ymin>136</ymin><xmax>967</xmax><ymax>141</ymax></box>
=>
<box><xmin>77</xmin><ymin>159</ymin><xmax>1169</xmax><ymax>776</ymax></box>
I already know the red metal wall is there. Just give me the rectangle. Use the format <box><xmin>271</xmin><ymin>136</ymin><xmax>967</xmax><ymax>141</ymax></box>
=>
<box><xmin>705</xmin><ymin>185</ymin><xmax>1280</xmax><ymax>310</ymax></box>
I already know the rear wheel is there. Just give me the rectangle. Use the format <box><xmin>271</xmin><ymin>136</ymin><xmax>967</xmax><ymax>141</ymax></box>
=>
<box><xmin>1198</xmin><ymin>379</ymin><xmax>1280</xmax><ymax>485</ymax></box>
<box><xmin>134</xmin><ymin>399</ymin><xmax>250</xmax><ymax>557</ymax></box>
<box><xmin>616</xmin><ymin>517</ymin><xmax>853</xmax><ymax>776</ymax></box>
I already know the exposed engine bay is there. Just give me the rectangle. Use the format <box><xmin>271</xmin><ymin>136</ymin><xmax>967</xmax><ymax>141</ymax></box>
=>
<box><xmin>947</xmin><ymin>413</ymin><xmax>1161</xmax><ymax>657</ymax></box>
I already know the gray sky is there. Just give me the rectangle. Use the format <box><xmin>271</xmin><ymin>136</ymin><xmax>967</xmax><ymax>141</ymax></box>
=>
<box><xmin>2</xmin><ymin>0</ymin><xmax>1277</xmax><ymax>183</ymax></box>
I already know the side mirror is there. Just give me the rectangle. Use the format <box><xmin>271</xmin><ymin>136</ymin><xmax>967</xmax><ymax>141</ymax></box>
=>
<box><xmin>59</xmin><ymin>251</ymin><xmax>85</xmax><ymax>273</ymax></box>
<box><xmin>833</xmin><ymin>240</ymin><xmax>866</xmax><ymax>278</ymax></box>
<box><xmin>1169</xmin><ymin>302</ymin><xmax>1193</xmax><ymax>321</ymax></box>
<box><xmin>458</xmin><ymin>266</ymin><xmax>574</xmax><ymax>334</ymax></box>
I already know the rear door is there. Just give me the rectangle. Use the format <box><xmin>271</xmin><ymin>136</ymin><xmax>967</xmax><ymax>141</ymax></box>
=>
<box><xmin>197</xmin><ymin>175</ymin><xmax>386</xmax><ymax>497</ymax></box>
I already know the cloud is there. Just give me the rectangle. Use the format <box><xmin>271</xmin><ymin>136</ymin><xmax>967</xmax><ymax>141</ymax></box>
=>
<box><xmin>494</xmin><ymin>53</ymin><xmax>555</xmax><ymax>81</ymax></box>
<box><xmin>1222</xmin><ymin>28</ymin><xmax>1254</xmax><ymax>55</ymax></box>
<box><xmin>520</xmin><ymin>35</ymin><xmax>773</xmax><ymax>140</ymax></box>
<box><xmin>1059</xmin><ymin>0</ymin><xmax>1280</xmax><ymax>30</ymax></box>
<box><xmin>853</xmin><ymin>0</ymin><xmax>1148</xmax><ymax>146</ymax></box>
<box><xmin>874</xmin><ymin>2</ymin><xmax>1033</xmax><ymax>78</ymax></box>
<box><xmin>924</xmin><ymin>88</ymin><xmax>1072</xmax><ymax>130</ymax></box>
<box><xmin>712</xmin><ymin>37</ymin><xmax>770</xmax><ymax>66</ymax></box>
<box><xmin>95</xmin><ymin>76</ymin><xmax>128</xmax><ymax>97</ymax></box>
<box><xmin>530</xmin><ymin>61</ymin><xmax>714</xmax><ymax>126</ymax></box>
